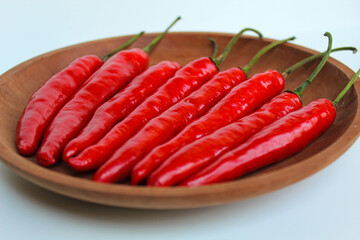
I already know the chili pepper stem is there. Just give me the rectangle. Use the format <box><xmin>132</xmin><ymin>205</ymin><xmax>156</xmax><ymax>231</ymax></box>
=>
<box><xmin>332</xmin><ymin>69</ymin><xmax>360</xmax><ymax>106</ymax></box>
<box><xmin>101</xmin><ymin>31</ymin><xmax>145</xmax><ymax>62</ymax></box>
<box><xmin>212</xmin><ymin>28</ymin><xmax>263</xmax><ymax>67</ymax></box>
<box><xmin>242</xmin><ymin>36</ymin><xmax>296</xmax><ymax>77</ymax></box>
<box><xmin>281</xmin><ymin>47</ymin><xmax>357</xmax><ymax>79</ymax></box>
<box><xmin>142</xmin><ymin>16</ymin><xmax>181</xmax><ymax>53</ymax></box>
<box><xmin>209</xmin><ymin>38</ymin><xmax>219</xmax><ymax>59</ymax></box>
<box><xmin>293</xmin><ymin>32</ymin><xmax>333</xmax><ymax>98</ymax></box>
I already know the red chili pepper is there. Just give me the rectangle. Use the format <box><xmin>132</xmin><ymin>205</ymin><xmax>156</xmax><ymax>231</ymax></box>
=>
<box><xmin>15</xmin><ymin>31</ymin><xmax>145</xmax><ymax>156</ymax></box>
<box><xmin>36</xmin><ymin>17</ymin><xmax>181</xmax><ymax>167</ymax></box>
<box><xmin>93</xmin><ymin>36</ymin><xmax>297</xmax><ymax>183</ymax></box>
<box><xmin>63</xmin><ymin>61</ymin><xmax>181</xmax><ymax>162</ymax></box>
<box><xmin>180</xmin><ymin>34</ymin><xmax>360</xmax><ymax>187</ymax></box>
<box><xmin>135</xmin><ymin>43</ymin><xmax>357</xmax><ymax>186</ymax></box>
<box><xmin>66</xmin><ymin>28</ymin><xmax>262</xmax><ymax>173</ymax></box>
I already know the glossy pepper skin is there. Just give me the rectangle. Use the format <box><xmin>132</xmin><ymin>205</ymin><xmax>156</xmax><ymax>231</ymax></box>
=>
<box><xmin>37</xmin><ymin>48</ymin><xmax>149</xmax><ymax>166</ymax></box>
<box><xmin>181</xmin><ymin>98</ymin><xmax>336</xmax><ymax>187</ymax></box>
<box><xmin>146</xmin><ymin>92</ymin><xmax>301</xmax><ymax>186</ymax></box>
<box><xmin>16</xmin><ymin>55</ymin><xmax>103</xmax><ymax>156</ymax></box>
<box><xmin>92</xmin><ymin>67</ymin><xmax>247</xmax><ymax>182</ymax></box>
<box><xmin>132</xmin><ymin>69</ymin><xmax>285</xmax><ymax>184</ymax></box>
<box><xmin>67</xmin><ymin>57</ymin><xmax>218</xmax><ymax>172</ymax></box>
<box><xmin>63</xmin><ymin>61</ymin><xmax>181</xmax><ymax>162</ymax></box>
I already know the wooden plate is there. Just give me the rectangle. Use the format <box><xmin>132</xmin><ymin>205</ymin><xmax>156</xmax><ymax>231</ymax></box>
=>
<box><xmin>0</xmin><ymin>32</ymin><xmax>359</xmax><ymax>209</ymax></box>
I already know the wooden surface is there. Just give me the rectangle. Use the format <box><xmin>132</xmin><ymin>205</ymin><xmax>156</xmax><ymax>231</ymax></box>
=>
<box><xmin>0</xmin><ymin>32</ymin><xmax>359</xmax><ymax>209</ymax></box>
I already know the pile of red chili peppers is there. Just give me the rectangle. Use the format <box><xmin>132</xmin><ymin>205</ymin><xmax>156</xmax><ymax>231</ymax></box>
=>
<box><xmin>16</xmin><ymin>17</ymin><xmax>360</xmax><ymax>188</ymax></box>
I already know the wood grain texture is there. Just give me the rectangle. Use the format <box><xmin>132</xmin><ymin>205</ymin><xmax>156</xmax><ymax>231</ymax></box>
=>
<box><xmin>0</xmin><ymin>32</ymin><xmax>359</xmax><ymax>209</ymax></box>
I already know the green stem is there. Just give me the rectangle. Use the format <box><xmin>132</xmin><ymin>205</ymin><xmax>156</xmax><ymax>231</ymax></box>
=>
<box><xmin>242</xmin><ymin>36</ymin><xmax>296</xmax><ymax>76</ymax></box>
<box><xmin>333</xmin><ymin>69</ymin><xmax>360</xmax><ymax>106</ymax></box>
<box><xmin>212</xmin><ymin>28</ymin><xmax>263</xmax><ymax>67</ymax></box>
<box><xmin>293</xmin><ymin>32</ymin><xmax>333</xmax><ymax>97</ymax></box>
<box><xmin>209</xmin><ymin>38</ymin><xmax>219</xmax><ymax>59</ymax></box>
<box><xmin>142</xmin><ymin>16</ymin><xmax>181</xmax><ymax>53</ymax></box>
<box><xmin>101</xmin><ymin>31</ymin><xmax>145</xmax><ymax>62</ymax></box>
<box><xmin>282</xmin><ymin>47</ymin><xmax>357</xmax><ymax>79</ymax></box>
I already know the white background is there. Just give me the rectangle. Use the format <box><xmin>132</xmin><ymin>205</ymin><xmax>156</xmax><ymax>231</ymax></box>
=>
<box><xmin>1</xmin><ymin>0</ymin><xmax>359</xmax><ymax>239</ymax></box>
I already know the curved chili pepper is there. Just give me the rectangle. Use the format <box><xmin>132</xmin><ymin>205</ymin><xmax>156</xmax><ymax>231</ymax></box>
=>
<box><xmin>16</xmin><ymin>55</ymin><xmax>102</xmax><ymax>156</ymax></box>
<box><xmin>36</xmin><ymin>17</ymin><xmax>181</xmax><ymax>167</ymax></box>
<box><xmin>134</xmin><ymin>41</ymin><xmax>357</xmax><ymax>186</ymax></box>
<box><xmin>15</xmin><ymin>31</ymin><xmax>146</xmax><ymax>156</ymax></box>
<box><xmin>67</xmin><ymin>28</ymin><xmax>262</xmax><ymax>173</ymax></box>
<box><xmin>63</xmin><ymin>61</ymin><xmax>181</xmax><ymax>161</ymax></box>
